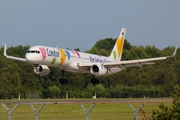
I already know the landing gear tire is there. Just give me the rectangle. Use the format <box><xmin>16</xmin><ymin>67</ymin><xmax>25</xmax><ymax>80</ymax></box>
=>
<box><xmin>59</xmin><ymin>70</ymin><xmax>68</xmax><ymax>85</ymax></box>
<box><xmin>59</xmin><ymin>78</ymin><xmax>68</xmax><ymax>85</ymax></box>
<box><xmin>35</xmin><ymin>73</ymin><xmax>41</xmax><ymax>77</ymax></box>
<box><xmin>91</xmin><ymin>78</ymin><xmax>99</xmax><ymax>85</ymax></box>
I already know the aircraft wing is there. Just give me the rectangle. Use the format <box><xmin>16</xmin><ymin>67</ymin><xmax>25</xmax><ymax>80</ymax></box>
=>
<box><xmin>103</xmin><ymin>57</ymin><xmax>166</xmax><ymax>68</ymax></box>
<box><xmin>78</xmin><ymin>45</ymin><xmax>178</xmax><ymax>69</ymax></box>
<box><xmin>4</xmin><ymin>44</ymin><xmax>27</xmax><ymax>62</ymax></box>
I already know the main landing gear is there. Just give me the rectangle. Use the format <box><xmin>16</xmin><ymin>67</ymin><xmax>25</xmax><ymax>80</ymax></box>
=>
<box><xmin>59</xmin><ymin>70</ymin><xmax>68</xmax><ymax>85</ymax></box>
<box><xmin>91</xmin><ymin>75</ymin><xmax>99</xmax><ymax>85</ymax></box>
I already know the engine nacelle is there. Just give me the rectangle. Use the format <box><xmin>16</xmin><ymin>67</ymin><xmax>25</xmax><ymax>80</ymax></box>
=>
<box><xmin>90</xmin><ymin>64</ymin><xmax>108</xmax><ymax>76</ymax></box>
<box><xmin>33</xmin><ymin>65</ymin><xmax>50</xmax><ymax>76</ymax></box>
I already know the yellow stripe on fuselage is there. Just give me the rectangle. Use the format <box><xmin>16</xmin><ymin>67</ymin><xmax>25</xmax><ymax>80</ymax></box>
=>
<box><xmin>116</xmin><ymin>37</ymin><xmax>124</xmax><ymax>57</ymax></box>
<box><xmin>58</xmin><ymin>48</ymin><xmax>66</xmax><ymax>65</ymax></box>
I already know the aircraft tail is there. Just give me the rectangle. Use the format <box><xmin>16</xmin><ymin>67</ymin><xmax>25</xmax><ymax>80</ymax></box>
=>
<box><xmin>109</xmin><ymin>28</ymin><xmax>126</xmax><ymax>61</ymax></box>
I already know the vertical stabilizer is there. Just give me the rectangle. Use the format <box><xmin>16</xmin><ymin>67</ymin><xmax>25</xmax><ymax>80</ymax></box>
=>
<box><xmin>109</xmin><ymin>28</ymin><xmax>126</xmax><ymax>61</ymax></box>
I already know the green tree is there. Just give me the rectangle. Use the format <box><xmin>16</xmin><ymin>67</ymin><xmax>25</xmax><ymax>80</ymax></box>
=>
<box><xmin>48</xmin><ymin>85</ymin><xmax>61</xmax><ymax>98</ymax></box>
<box><xmin>74</xmin><ymin>47</ymin><xmax>80</xmax><ymax>51</ymax></box>
<box><xmin>151</xmin><ymin>85</ymin><xmax>180</xmax><ymax>120</ymax></box>
<box><xmin>94</xmin><ymin>84</ymin><xmax>110</xmax><ymax>98</ymax></box>
<box><xmin>0</xmin><ymin>38</ymin><xmax>179</xmax><ymax>99</ymax></box>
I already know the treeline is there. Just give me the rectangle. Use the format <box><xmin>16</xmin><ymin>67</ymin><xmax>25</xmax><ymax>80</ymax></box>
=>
<box><xmin>0</xmin><ymin>38</ymin><xmax>179</xmax><ymax>99</ymax></box>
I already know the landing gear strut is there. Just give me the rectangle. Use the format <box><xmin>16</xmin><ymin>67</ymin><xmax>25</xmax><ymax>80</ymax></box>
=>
<box><xmin>91</xmin><ymin>75</ymin><xmax>99</xmax><ymax>85</ymax></box>
<box><xmin>59</xmin><ymin>70</ymin><xmax>68</xmax><ymax>84</ymax></box>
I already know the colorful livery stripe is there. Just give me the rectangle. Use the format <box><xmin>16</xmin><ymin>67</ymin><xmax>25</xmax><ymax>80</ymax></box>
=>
<box><xmin>116</xmin><ymin>37</ymin><xmax>124</xmax><ymax>57</ymax></box>
<box><xmin>58</xmin><ymin>48</ymin><xmax>66</xmax><ymax>65</ymax></box>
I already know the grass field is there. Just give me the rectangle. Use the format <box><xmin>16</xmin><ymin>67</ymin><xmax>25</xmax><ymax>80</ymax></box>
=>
<box><xmin>0</xmin><ymin>99</ymin><xmax>172</xmax><ymax>120</ymax></box>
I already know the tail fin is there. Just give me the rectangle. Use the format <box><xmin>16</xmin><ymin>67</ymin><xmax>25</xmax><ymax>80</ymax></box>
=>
<box><xmin>109</xmin><ymin>28</ymin><xmax>126</xmax><ymax>61</ymax></box>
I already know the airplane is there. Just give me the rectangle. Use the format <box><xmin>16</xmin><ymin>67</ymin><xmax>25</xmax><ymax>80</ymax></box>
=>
<box><xmin>4</xmin><ymin>28</ymin><xmax>178</xmax><ymax>84</ymax></box>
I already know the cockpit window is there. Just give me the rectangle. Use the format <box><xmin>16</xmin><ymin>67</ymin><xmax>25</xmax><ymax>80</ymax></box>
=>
<box><xmin>27</xmin><ymin>50</ymin><xmax>40</xmax><ymax>54</ymax></box>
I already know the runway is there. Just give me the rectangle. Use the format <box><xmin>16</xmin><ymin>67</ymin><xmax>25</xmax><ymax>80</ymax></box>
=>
<box><xmin>0</xmin><ymin>98</ymin><xmax>172</xmax><ymax>104</ymax></box>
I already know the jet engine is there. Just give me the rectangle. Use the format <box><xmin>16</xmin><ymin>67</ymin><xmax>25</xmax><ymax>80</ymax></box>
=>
<box><xmin>33</xmin><ymin>64</ymin><xmax>50</xmax><ymax>76</ymax></box>
<box><xmin>90</xmin><ymin>64</ymin><xmax>108</xmax><ymax>76</ymax></box>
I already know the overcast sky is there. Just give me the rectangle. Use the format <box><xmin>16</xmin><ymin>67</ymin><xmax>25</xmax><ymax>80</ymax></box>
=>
<box><xmin>0</xmin><ymin>1</ymin><xmax>180</xmax><ymax>51</ymax></box>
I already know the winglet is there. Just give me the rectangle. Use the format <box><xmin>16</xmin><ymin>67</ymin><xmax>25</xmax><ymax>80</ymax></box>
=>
<box><xmin>172</xmin><ymin>44</ymin><xmax>178</xmax><ymax>56</ymax></box>
<box><xmin>167</xmin><ymin>44</ymin><xmax>178</xmax><ymax>58</ymax></box>
<box><xmin>4</xmin><ymin>44</ymin><xmax>7</xmax><ymax>56</ymax></box>
<box><xmin>3</xmin><ymin>44</ymin><xmax>27</xmax><ymax>62</ymax></box>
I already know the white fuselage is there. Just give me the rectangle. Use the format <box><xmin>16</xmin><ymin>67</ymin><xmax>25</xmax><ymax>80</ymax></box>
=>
<box><xmin>25</xmin><ymin>45</ymin><xmax>123</xmax><ymax>75</ymax></box>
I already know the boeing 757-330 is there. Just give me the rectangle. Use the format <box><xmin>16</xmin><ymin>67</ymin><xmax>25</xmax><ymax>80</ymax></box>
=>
<box><xmin>4</xmin><ymin>28</ymin><xmax>178</xmax><ymax>84</ymax></box>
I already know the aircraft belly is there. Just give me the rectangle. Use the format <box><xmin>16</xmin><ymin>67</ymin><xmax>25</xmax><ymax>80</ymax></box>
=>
<box><xmin>65</xmin><ymin>68</ymin><xmax>90</xmax><ymax>74</ymax></box>
<box><xmin>62</xmin><ymin>61</ymin><xmax>90</xmax><ymax>73</ymax></box>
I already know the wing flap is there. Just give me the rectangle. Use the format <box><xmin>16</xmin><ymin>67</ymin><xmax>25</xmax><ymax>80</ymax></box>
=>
<box><xmin>116</xmin><ymin>62</ymin><xmax>155</xmax><ymax>68</ymax></box>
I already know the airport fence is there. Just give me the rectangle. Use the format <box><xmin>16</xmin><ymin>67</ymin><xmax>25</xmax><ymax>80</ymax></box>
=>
<box><xmin>0</xmin><ymin>102</ymin><xmax>151</xmax><ymax>120</ymax></box>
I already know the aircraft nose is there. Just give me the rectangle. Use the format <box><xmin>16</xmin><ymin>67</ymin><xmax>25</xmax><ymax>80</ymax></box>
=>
<box><xmin>25</xmin><ymin>53</ymin><xmax>32</xmax><ymax>62</ymax></box>
<box><xmin>25</xmin><ymin>52</ymin><xmax>38</xmax><ymax>62</ymax></box>
<box><xmin>25</xmin><ymin>51</ymin><xmax>42</xmax><ymax>63</ymax></box>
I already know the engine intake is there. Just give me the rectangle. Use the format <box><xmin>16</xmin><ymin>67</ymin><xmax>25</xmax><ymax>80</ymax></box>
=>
<box><xmin>33</xmin><ymin>64</ymin><xmax>50</xmax><ymax>76</ymax></box>
<box><xmin>90</xmin><ymin>64</ymin><xmax>108</xmax><ymax>76</ymax></box>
